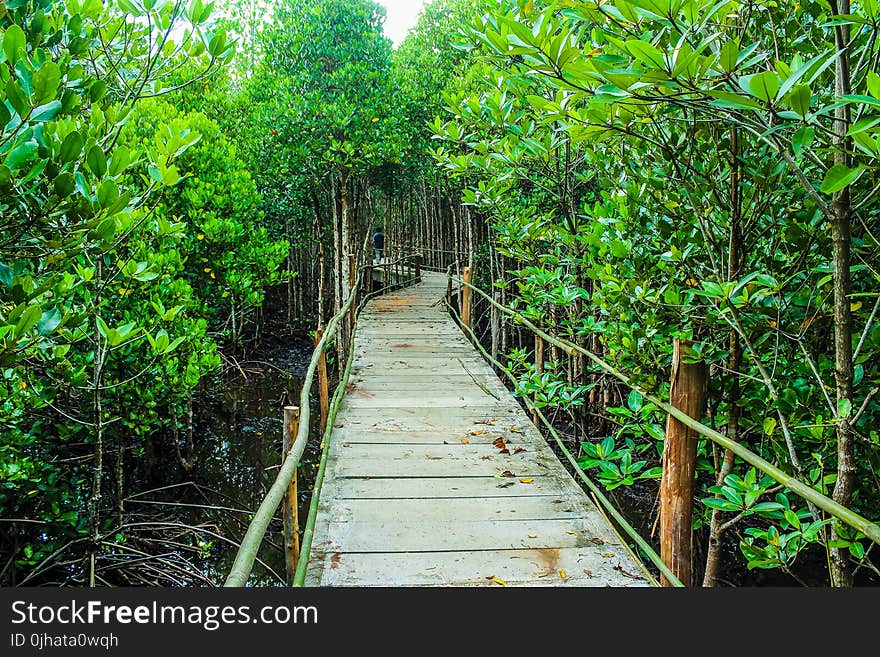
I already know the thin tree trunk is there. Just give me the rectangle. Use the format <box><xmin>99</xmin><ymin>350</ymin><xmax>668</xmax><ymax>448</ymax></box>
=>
<box><xmin>830</xmin><ymin>0</ymin><xmax>856</xmax><ymax>587</ymax></box>
<box><xmin>704</xmin><ymin>127</ymin><xmax>744</xmax><ymax>587</ymax></box>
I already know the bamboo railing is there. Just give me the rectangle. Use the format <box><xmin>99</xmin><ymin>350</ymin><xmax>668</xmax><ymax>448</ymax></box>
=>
<box><xmin>448</xmin><ymin>272</ymin><xmax>880</xmax><ymax>551</ymax></box>
<box><xmin>223</xmin><ymin>254</ymin><xmax>422</xmax><ymax>587</ymax></box>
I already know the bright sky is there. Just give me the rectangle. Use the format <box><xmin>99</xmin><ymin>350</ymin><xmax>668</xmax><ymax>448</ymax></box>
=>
<box><xmin>377</xmin><ymin>0</ymin><xmax>426</xmax><ymax>46</ymax></box>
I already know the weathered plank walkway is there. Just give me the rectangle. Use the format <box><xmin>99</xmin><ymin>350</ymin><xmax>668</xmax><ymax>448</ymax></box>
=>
<box><xmin>305</xmin><ymin>271</ymin><xmax>650</xmax><ymax>586</ymax></box>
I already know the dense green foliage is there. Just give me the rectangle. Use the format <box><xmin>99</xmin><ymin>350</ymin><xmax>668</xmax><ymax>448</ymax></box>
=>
<box><xmin>0</xmin><ymin>0</ymin><xmax>288</xmax><ymax>584</ymax></box>
<box><xmin>430</xmin><ymin>0</ymin><xmax>880</xmax><ymax>585</ymax></box>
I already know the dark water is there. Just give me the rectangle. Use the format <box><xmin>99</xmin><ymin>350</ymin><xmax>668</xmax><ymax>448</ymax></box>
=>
<box><xmin>137</xmin><ymin>330</ymin><xmax>322</xmax><ymax>587</ymax></box>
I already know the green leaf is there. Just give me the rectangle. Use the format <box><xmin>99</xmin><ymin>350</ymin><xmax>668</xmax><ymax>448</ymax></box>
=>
<box><xmin>610</xmin><ymin>240</ymin><xmax>627</xmax><ymax>258</ymax></box>
<box><xmin>868</xmin><ymin>71</ymin><xmax>880</xmax><ymax>99</ymax></box>
<box><xmin>788</xmin><ymin>84</ymin><xmax>811</xmax><ymax>117</ymax></box>
<box><xmin>847</xmin><ymin>116</ymin><xmax>880</xmax><ymax>136</ymax></box>
<box><xmin>625</xmin><ymin>39</ymin><xmax>665</xmax><ymax>69</ymax></box>
<box><xmin>0</xmin><ymin>262</ymin><xmax>13</xmax><ymax>287</ymax></box>
<box><xmin>5</xmin><ymin>78</ymin><xmax>29</xmax><ymax>118</ymax></box>
<box><xmin>86</xmin><ymin>146</ymin><xmax>107</xmax><ymax>177</ymax></box>
<box><xmin>30</xmin><ymin>100</ymin><xmax>62</xmax><ymax>123</ymax></box>
<box><xmin>53</xmin><ymin>171</ymin><xmax>75</xmax><ymax>196</ymax></box>
<box><xmin>719</xmin><ymin>39</ymin><xmax>739</xmax><ymax>73</ymax></box>
<box><xmin>706</xmin><ymin>90</ymin><xmax>762</xmax><ymax>110</ymax></box>
<box><xmin>3</xmin><ymin>25</ymin><xmax>26</xmax><ymax>66</ymax></box>
<box><xmin>14</xmin><ymin>305</ymin><xmax>42</xmax><ymax>338</ymax></box>
<box><xmin>840</xmin><ymin>93</ymin><xmax>880</xmax><ymax>108</ymax></box>
<box><xmin>792</xmin><ymin>126</ymin><xmax>815</xmax><ymax>157</ymax></box>
<box><xmin>703</xmin><ymin>497</ymin><xmax>740</xmax><ymax>512</ymax></box>
<box><xmin>5</xmin><ymin>141</ymin><xmax>37</xmax><ymax>171</ymax></box>
<box><xmin>59</xmin><ymin>131</ymin><xmax>84</xmax><ymax>164</ymax></box>
<box><xmin>851</xmin><ymin>131</ymin><xmax>877</xmax><ymax>156</ymax></box>
<box><xmin>32</xmin><ymin>62</ymin><xmax>61</xmax><ymax>103</ymax></box>
<box><xmin>763</xmin><ymin>417</ymin><xmax>777</xmax><ymax>436</ymax></box>
<box><xmin>820</xmin><ymin>164</ymin><xmax>865</xmax><ymax>194</ymax></box>
<box><xmin>751</xmin><ymin>502</ymin><xmax>784</xmax><ymax>513</ymax></box>
<box><xmin>97</xmin><ymin>179</ymin><xmax>119</xmax><ymax>208</ymax></box>
<box><xmin>849</xmin><ymin>541</ymin><xmax>865</xmax><ymax>559</ymax></box>
<box><xmin>627</xmin><ymin>389</ymin><xmax>643</xmax><ymax>412</ymax></box>
<box><xmin>108</xmin><ymin>146</ymin><xmax>131</xmax><ymax>176</ymax></box>
<box><xmin>837</xmin><ymin>397</ymin><xmax>852</xmax><ymax>418</ymax></box>
<box><xmin>96</xmin><ymin>316</ymin><xmax>110</xmax><ymax>340</ymax></box>
<box><xmin>743</xmin><ymin>71</ymin><xmax>780</xmax><ymax>103</ymax></box>
<box><xmin>36</xmin><ymin>308</ymin><xmax>62</xmax><ymax>335</ymax></box>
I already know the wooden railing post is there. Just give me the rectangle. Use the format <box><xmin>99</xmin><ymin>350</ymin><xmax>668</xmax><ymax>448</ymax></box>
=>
<box><xmin>533</xmin><ymin>332</ymin><xmax>544</xmax><ymax>424</ymax></box>
<box><xmin>462</xmin><ymin>266</ymin><xmax>473</xmax><ymax>331</ymax></box>
<box><xmin>347</xmin><ymin>254</ymin><xmax>356</xmax><ymax>332</ymax></box>
<box><xmin>282</xmin><ymin>405</ymin><xmax>301</xmax><ymax>586</ymax></box>
<box><xmin>660</xmin><ymin>339</ymin><xmax>708</xmax><ymax>587</ymax></box>
<box><xmin>415</xmin><ymin>254</ymin><xmax>421</xmax><ymax>283</ymax></box>
<box><xmin>364</xmin><ymin>262</ymin><xmax>373</xmax><ymax>297</ymax></box>
<box><xmin>314</xmin><ymin>329</ymin><xmax>329</xmax><ymax>433</ymax></box>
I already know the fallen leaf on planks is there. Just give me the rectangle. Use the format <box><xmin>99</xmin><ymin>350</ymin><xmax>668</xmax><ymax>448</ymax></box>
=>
<box><xmin>614</xmin><ymin>564</ymin><xmax>644</xmax><ymax>580</ymax></box>
<box><xmin>590</xmin><ymin>537</ymin><xmax>605</xmax><ymax>545</ymax></box>
<box><xmin>528</xmin><ymin>534</ymin><xmax>537</xmax><ymax>539</ymax></box>
<box><xmin>583</xmin><ymin>569</ymin><xmax>593</xmax><ymax>577</ymax></box>
<box><xmin>496</xmin><ymin>482</ymin><xmax>515</xmax><ymax>488</ymax></box>
<box><xmin>501</xmin><ymin>471</ymin><xmax>516</xmax><ymax>478</ymax></box>
<box><xmin>470</xmin><ymin>429</ymin><xmax>485</xmax><ymax>436</ymax></box>
<box><xmin>519</xmin><ymin>478</ymin><xmax>534</xmax><ymax>484</ymax></box>
<box><xmin>567</xmin><ymin>531</ymin><xmax>579</xmax><ymax>536</ymax></box>
<box><xmin>559</xmin><ymin>570</ymin><xmax>567</xmax><ymax>581</ymax></box>
<box><xmin>602</xmin><ymin>553</ymin><xmax>616</xmax><ymax>558</ymax></box>
<box><xmin>480</xmin><ymin>456</ymin><xmax>491</xmax><ymax>460</ymax></box>
<box><xmin>460</xmin><ymin>438</ymin><xmax>470</xmax><ymax>444</ymax></box>
<box><xmin>513</xmin><ymin>447</ymin><xmax>527</xmax><ymax>454</ymax></box>
<box><xmin>508</xmin><ymin>427</ymin><xmax>524</xmax><ymax>434</ymax></box>
<box><xmin>490</xmin><ymin>576</ymin><xmax>507</xmax><ymax>586</ymax></box>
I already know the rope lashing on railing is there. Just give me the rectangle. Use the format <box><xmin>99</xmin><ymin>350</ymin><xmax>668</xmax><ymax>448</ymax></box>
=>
<box><xmin>449</xmin><ymin>274</ymin><xmax>880</xmax><ymax>548</ymax></box>
<box><xmin>224</xmin><ymin>255</ymin><xmax>421</xmax><ymax>587</ymax></box>
<box><xmin>444</xmin><ymin>296</ymin><xmax>678</xmax><ymax>587</ymax></box>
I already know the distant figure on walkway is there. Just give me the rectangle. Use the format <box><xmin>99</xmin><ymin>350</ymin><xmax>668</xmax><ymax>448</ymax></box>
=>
<box><xmin>373</xmin><ymin>227</ymin><xmax>385</xmax><ymax>263</ymax></box>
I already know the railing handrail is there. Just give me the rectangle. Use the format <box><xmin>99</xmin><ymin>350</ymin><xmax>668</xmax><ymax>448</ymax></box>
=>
<box><xmin>223</xmin><ymin>253</ymin><xmax>422</xmax><ymax>587</ymax></box>
<box><xmin>449</xmin><ymin>273</ymin><xmax>880</xmax><ymax>548</ymax></box>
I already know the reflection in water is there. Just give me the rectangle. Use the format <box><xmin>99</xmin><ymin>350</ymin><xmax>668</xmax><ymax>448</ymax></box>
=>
<box><xmin>140</xmin><ymin>334</ymin><xmax>321</xmax><ymax>586</ymax></box>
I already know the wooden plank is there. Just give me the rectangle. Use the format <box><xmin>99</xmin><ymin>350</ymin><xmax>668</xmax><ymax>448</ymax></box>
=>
<box><xmin>323</xmin><ymin>517</ymin><xmax>612</xmax><ymax>552</ymax></box>
<box><xmin>332</xmin><ymin>442</ymin><xmax>550</xmax><ymax>463</ymax></box>
<box><xmin>345</xmin><ymin>378</ymin><xmax>510</xmax><ymax>394</ymax></box>
<box><xmin>343</xmin><ymin>393</ymin><xmax>512</xmax><ymax>406</ymax></box>
<box><xmin>331</xmin><ymin>476</ymin><xmax>570</xmax><ymax>499</ymax></box>
<box><xmin>309</xmin><ymin>548</ymin><xmax>648</xmax><ymax>587</ymax></box>
<box><xmin>330</xmin><ymin>406</ymin><xmax>527</xmax><ymax>432</ymax></box>
<box><xmin>328</xmin><ymin>496</ymin><xmax>593</xmax><ymax>523</ymax></box>
<box><xmin>332</xmin><ymin>428</ymin><xmax>533</xmax><ymax>445</ymax></box>
<box><xmin>333</xmin><ymin>456</ymin><xmax>556</xmax><ymax>478</ymax></box>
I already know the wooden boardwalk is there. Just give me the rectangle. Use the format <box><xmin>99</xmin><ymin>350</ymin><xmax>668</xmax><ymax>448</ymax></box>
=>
<box><xmin>305</xmin><ymin>272</ymin><xmax>650</xmax><ymax>586</ymax></box>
